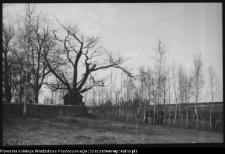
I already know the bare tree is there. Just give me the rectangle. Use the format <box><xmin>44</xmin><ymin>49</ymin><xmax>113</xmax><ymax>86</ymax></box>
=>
<box><xmin>154</xmin><ymin>39</ymin><xmax>167</xmax><ymax>124</ymax></box>
<box><xmin>146</xmin><ymin>67</ymin><xmax>153</xmax><ymax>123</ymax></box>
<box><xmin>161</xmin><ymin>74</ymin><xmax>167</xmax><ymax>125</ymax></box>
<box><xmin>43</xmin><ymin>19</ymin><xmax>135</xmax><ymax>105</ymax></box>
<box><xmin>184</xmin><ymin>74</ymin><xmax>192</xmax><ymax>127</ymax></box>
<box><xmin>162</xmin><ymin>66</ymin><xmax>171</xmax><ymax>125</ymax></box>
<box><xmin>177</xmin><ymin>65</ymin><xmax>186</xmax><ymax>127</ymax></box>
<box><xmin>15</xmin><ymin>4</ymin><xmax>35</xmax><ymax>107</ymax></box>
<box><xmin>208</xmin><ymin>66</ymin><xmax>221</xmax><ymax>131</ymax></box>
<box><xmin>13</xmin><ymin>51</ymin><xmax>28</xmax><ymax>103</ymax></box>
<box><xmin>128</xmin><ymin>76</ymin><xmax>135</xmax><ymax>102</ymax></box>
<box><xmin>119</xmin><ymin>71</ymin><xmax>124</xmax><ymax>119</ymax></box>
<box><xmin>123</xmin><ymin>75</ymin><xmax>135</xmax><ymax>121</ymax></box>
<box><xmin>191</xmin><ymin>55</ymin><xmax>204</xmax><ymax>129</ymax></box>
<box><xmin>166</xmin><ymin>66</ymin><xmax>172</xmax><ymax>126</ymax></box>
<box><xmin>16</xmin><ymin>4</ymin><xmax>57</xmax><ymax>103</ymax></box>
<box><xmin>114</xmin><ymin>89</ymin><xmax>120</xmax><ymax>119</ymax></box>
<box><xmin>2</xmin><ymin>21</ymin><xmax>18</xmax><ymax>102</ymax></box>
<box><xmin>138</xmin><ymin>66</ymin><xmax>146</xmax><ymax>122</ymax></box>
<box><xmin>151</xmin><ymin>77</ymin><xmax>158</xmax><ymax>124</ymax></box>
<box><xmin>172</xmin><ymin>63</ymin><xmax>178</xmax><ymax>126</ymax></box>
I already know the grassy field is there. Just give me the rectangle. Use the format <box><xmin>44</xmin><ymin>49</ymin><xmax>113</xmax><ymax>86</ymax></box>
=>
<box><xmin>3</xmin><ymin>114</ymin><xmax>223</xmax><ymax>145</ymax></box>
<box><xmin>163</xmin><ymin>117</ymin><xmax>223</xmax><ymax>131</ymax></box>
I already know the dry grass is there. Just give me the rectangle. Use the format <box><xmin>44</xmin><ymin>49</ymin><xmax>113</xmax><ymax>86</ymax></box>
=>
<box><xmin>165</xmin><ymin>117</ymin><xmax>223</xmax><ymax>131</ymax></box>
<box><xmin>2</xmin><ymin>115</ymin><xmax>223</xmax><ymax>146</ymax></box>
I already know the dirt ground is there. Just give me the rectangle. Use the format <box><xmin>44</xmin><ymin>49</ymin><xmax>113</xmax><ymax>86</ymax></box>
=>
<box><xmin>2</xmin><ymin>115</ymin><xmax>223</xmax><ymax>145</ymax></box>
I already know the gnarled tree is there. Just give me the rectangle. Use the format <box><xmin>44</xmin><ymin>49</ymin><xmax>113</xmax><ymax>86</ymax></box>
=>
<box><xmin>44</xmin><ymin>20</ymin><xmax>134</xmax><ymax>105</ymax></box>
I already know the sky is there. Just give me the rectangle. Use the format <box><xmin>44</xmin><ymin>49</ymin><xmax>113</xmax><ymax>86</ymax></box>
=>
<box><xmin>3</xmin><ymin>3</ymin><xmax>223</xmax><ymax>103</ymax></box>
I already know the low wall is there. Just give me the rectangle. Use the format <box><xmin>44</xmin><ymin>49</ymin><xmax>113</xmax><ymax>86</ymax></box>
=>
<box><xmin>2</xmin><ymin>103</ymin><xmax>87</xmax><ymax>119</ymax></box>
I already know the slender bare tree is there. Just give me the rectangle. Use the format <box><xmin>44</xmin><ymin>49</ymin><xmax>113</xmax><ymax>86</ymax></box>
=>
<box><xmin>162</xmin><ymin>66</ymin><xmax>171</xmax><ymax>125</ymax></box>
<box><xmin>177</xmin><ymin>65</ymin><xmax>186</xmax><ymax>127</ymax></box>
<box><xmin>183</xmin><ymin>73</ymin><xmax>193</xmax><ymax>128</ymax></box>
<box><xmin>208</xmin><ymin>66</ymin><xmax>221</xmax><ymax>131</ymax></box>
<box><xmin>172</xmin><ymin>63</ymin><xmax>178</xmax><ymax>127</ymax></box>
<box><xmin>138</xmin><ymin>66</ymin><xmax>146</xmax><ymax>122</ymax></box>
<box><xmin>146</xmin><ymin>67</ymin><xmax>153</xmax><ymax>124</ymax></box>
<box><xmin>191</xmin><ymin>55</ymin><xmax>204</xmax><ymax>129</ymax></box>
<box><xmin>166</xmin><ymin>66</ymin><xmax>172</xmax><ymax>126</ymax></box>
<box><xmin>154</xmin><ymin>39</ymin><xmax>167</xmax><ymax>124</ymax></box>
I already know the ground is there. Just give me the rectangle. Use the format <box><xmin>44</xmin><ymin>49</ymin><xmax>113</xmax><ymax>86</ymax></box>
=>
<box><xmin>2</xmin><ymin>114</ymin><xmax>223</xmax><ymax>145</ymax></box>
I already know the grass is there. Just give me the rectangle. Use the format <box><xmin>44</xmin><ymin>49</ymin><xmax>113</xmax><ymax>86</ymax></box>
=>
<box><xmin>2</xmin><ymin>114</ymin><xmax>223</xmax><ymax>145</ymax></box>
<box><xmin>165</xmin><ymin>117</ymin><xmax>223</xmax><ymax>131</ymax></box>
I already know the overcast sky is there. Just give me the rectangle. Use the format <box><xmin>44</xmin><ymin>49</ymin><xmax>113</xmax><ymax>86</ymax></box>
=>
<box><xmin>3</xmin><ymin>3</ymin><xmax>223</xmax><ymax>103</ymax></box>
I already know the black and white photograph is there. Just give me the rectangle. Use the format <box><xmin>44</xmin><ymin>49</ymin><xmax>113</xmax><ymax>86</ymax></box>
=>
<box><xmin>2</xmin><ymin>3</ymin><xmax>223</xmax><ymax>146</ymax></box>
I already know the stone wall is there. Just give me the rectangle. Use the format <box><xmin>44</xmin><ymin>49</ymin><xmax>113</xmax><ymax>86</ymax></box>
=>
<box><xmin>2</xmin><ymin>103</ymin><xmax>87</xmax><ymax>119</ymax></box>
